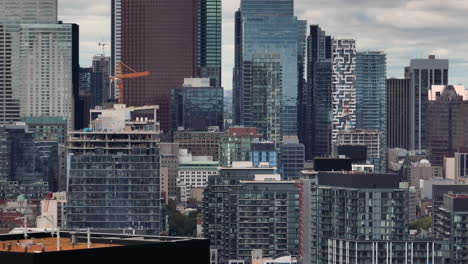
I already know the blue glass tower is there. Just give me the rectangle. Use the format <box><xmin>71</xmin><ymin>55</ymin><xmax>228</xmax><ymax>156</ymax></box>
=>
<box><xmin>233</xmin><ymin>0</ymin><xmax>306</xmax><ymax>140</ymax></box>
<box><xmin>356</xmin><ymin>51</ymin><xmax>387</xmax><ymax>171</ymax></box>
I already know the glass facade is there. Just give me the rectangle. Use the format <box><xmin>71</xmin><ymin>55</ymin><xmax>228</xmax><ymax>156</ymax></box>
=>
<box><xmin>301</xmin><ymin>25</ymin><xmax>331</xmax><ymax>160</ymax></box>
<box><xmin>408</xmin><ymin>56</ymin><xmax>449</xmax><ymax>150</ymax></box>
<box><xmin>312</xmin><ymin>60</ymin><xmax>332</xmax><ymax>158</ymax></box>
<box><xmin>356</xmin><ymin>52</ymin><xmax>387</xmax><ymax>172</ymax></box>
<box><xmin>0</xmin><ymin>124</ymin><xmax>58</xmax><ymax>199</ymax></box>
<box><xmin>279</xmin><ymin>139</ymin><xmax>305</xmax><ymax>180</ymax></box>
<box><xmin>171</xmin><ymin>86</ymin><xmax>224</xmax><ymax>132</ymax></box>
<box><xmin>249</xmin><ymin>54</ymin><xmax>282</xmax><ymax>142</ymax></box>
<box><xmin>198</xmin><ymin>0</ymin><xmax>222</xmax><ymax>86</ymax></box>
<box><xmin>234</xmin><ymin>0</ymin><xmax>306</xmax><ymax>139</ymax></box>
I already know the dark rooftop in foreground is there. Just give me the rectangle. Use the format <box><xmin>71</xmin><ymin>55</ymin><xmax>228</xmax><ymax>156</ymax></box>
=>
<box><xmin>0</xmin><ymin>231</ymin><xmax>209</xmax><ymax>264</ymax></box>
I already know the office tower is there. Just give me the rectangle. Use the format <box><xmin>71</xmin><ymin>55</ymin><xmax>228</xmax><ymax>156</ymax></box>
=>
<box><xmin>92</xmin><ymin>55</ymin><xmax>111</xmax><ymax>104</ymax></box>
<box><xmin>111</xmin><ymin>0</ymin><xmax>197</xmax><ymax>133</ymax></box>
<box><xmin>174</xmin><ymin>129</ymin><xmax>224</xmax><ymax>161</ymax></box>
<box><xmin>219</xmin><ymin>127</ymin><xmax>262</xmax><ymax>167</ymax></box>
<box><xmin>299</xmin><ymin>172</ymin><xmax>409</xmax><ymax>264</ymax></box>
<box><xmin>301</xmin><ymin>25</ymin><xmax>332</xmax><ymax>159</ymax></box>
<box><xmin>435</xmin><ymin>194</ymin><xmax>468</xmax><ymax>263</ymax></box>
<box><xmin>66</xmin><ymin>104</ymin><xmax>161</xmax><ymax>234</ymax></box>
<box><xmin>0</xmin><ymin>123</ymin><xmax>58</xmax><ymax>199</ymax></box>
<box><xmin>198</xmin><ymin>0</ymin><xmax>221</xmax><ymax>86</ymax></box>
<box><xmin>331</xmin><ymin>39</ymin><xmax>357</xmax><ymax>147</ymax></box>
<box><xmin>0</xmin><ymin>0</ymin><xmax>58</xmax><ymax>125</ymax></box>
<box><xmin>79</xmin><ymin>67</ymin><xmax>102</xmax><ymax>119</ymax></box>
<box><xmin>18</xmin><ymin>23</ymin><xmax>79</xmax><ymax>131</ymax></box>
<box><xmin>112</xmin><ymin>0</ymin><xmax>221</xmax><ymax>134</ymax></box>
<box><xmin>427</xmin><ymin>85</ymin><xmax>468</xmax><ymax>167</ymax></box>
<box><xmin>387</xmin><ymin>78</ymin><xmax>411</xmax><ymax>149</ymax></box>
<box><xmin>250</xmin><ymin>54</ymin><xmax>282</xmax><ymax>142</ymax></box>
<box><xmin>171</xmin><ymin>78</ymin><xmax>223</xmax><ymax>132</ymax></box>
<box><xmin>336</xmin><ymin>129</ymin><xmax>385</xmax><ymax>172</ymax></box>
<box><xmin>203</xmin><ymin>165</ymin><xmax>299</xmax><ymax>264</ymax></box>
<box><xmin>407</xmin><ymin>55</ymin><xmax>449</xmax><ymax>150</ymax></box>
<box><xmin>355</xmin><ymin>51</ymin><xmax>387</xmax><ymax>171</ymax></box>
<box><xmin>233</xmin><ymin>0</ymin><xmax>306</xmax><ymax>139</ymax></box>
<box><xmin>311</xmin><ymin>60</ymin><xmax>333</xmax><ymax>158</ymax></box>
<box><xmin>279</xmin><ymin>136</ymin><xmax>305</xmax><ymax>180</ymax></box>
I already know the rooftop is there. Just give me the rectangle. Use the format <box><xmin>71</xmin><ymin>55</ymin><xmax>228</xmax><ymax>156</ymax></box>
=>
<box><xmin>0</xmin><ymin>237</ymin><xmax>119</xmax><ymax>253</ymax></box>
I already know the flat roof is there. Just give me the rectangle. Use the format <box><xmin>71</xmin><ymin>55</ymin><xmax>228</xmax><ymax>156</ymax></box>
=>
<box><xmin>0</xmin><ymin>237</ymin><xmax>120</xmax><ymax>253</ymax></box>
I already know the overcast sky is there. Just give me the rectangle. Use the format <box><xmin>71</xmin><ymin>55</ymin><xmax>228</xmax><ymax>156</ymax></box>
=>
<box><xmin>58</xmin><ymin>0</ymin><xmax>468</xmax><ymax>90</ymax></box>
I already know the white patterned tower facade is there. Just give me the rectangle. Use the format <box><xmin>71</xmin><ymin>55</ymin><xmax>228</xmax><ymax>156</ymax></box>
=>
<box><xmin>331</xmin><ymin>39</ymin><xmax>356</xmax><ymax>148</ymax></box>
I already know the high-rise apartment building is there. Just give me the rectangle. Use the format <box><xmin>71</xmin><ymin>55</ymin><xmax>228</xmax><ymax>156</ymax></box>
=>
<box><xmin>355</xmin><ymin>51</ymin><xmax>387</xmax><ymax>171</ymax></box>
<box><xmin>233</xmin><ymin>0</ymin><xmax>306</xmax><ymax>139</ymax></box>
<box><xmin>171</xmin><ymin>78</ymin><xmax>223</xmax><ymax>132</ymax></box>
<box><xmin>112</xmin><ymin>0</ymin><xmax>221</xmax><ymax>133</ymax></box>
<box><xmin>301</xmin><ymin>25</ymin><xmax>332</xmax><ymax>159</ymax></box>
<box><xmin>435</xmin><ymin>194</ymin><xmax>468</xmax><ymax>263</ymax></box>
<box><xmin>204</xmin><ymin>168</ymin><xmax>299</xmax><ymax>264</ymax></box>
<box><xmin>387</xmin><ymin>78</ymin><xmax>411</xmax><ymax>149</ymax></box>
<box><xmin>407</xmin><ymin>55</ymin><xmax>449</xmax><ymax>150</ymax></box>
<box><xmin>66</xmin><ymin>104</ymin><xmax>161</xmax><ymax>234</ymax></box>
<box><xmin>331</xmin><ymin>39</ymin><xmax>357</xmax><ymax>147</ymax></box>
<box><xmin>427</xmin><ymin>85</ymin><xmax>468</xmax><ymax>167</ymax></box>
<box><xmin>249</xmin><ymin>54</ymin><xmax>282</xmax><ymax>142</ymax></box>
<box><xmin>299</xmin><ymin>172</ymin><xmax>409</xmax><ymax>264</ymax></box>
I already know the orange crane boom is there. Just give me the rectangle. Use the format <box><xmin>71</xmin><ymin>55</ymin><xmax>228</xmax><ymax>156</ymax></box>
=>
<box><xmin>110</xmin><ymin>62</ymin><xmax>150</xmax><ymax>104</ymax></box>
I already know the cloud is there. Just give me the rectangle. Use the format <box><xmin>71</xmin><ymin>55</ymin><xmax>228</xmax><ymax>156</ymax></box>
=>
<box><xmin>58</xmin><ymin>0</ymin><xmax>468</xmax><ymax>89</ymax></box>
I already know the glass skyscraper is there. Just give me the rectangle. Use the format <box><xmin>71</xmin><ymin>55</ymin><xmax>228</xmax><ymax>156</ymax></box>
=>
<box><xmin>197</xmin><ymin>0</ymin><xmax>222</xmax><ymax>86</ymax></box>
<box><xmin>234</xmin><ymin>0</ymin><xmax>306</xmax><ymax>140</ymax></box>
<box><xmin>356</xmin><ymin>51</ymin><xmax>387</xmax><ymax>172</ymax></box>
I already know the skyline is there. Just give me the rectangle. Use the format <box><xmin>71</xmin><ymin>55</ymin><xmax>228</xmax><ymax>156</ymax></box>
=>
<box><xmin>58</xmin><ymin>0</ymin><xmax>468</xmax><ymax>90</ymax></box>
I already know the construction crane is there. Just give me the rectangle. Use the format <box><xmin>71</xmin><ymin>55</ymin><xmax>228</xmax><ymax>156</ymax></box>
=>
<box><xmin>98</xmin><ymin>42</ymin><xmax>109</xmax><ymax>56</ymax></box>
<box><xmin>110</xmin><ymin>62</ymin><xmax>150</xmax><ymax>104</ymax></box>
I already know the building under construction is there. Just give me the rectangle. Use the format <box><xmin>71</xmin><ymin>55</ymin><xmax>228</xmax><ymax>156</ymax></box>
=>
<box><xmin>0</xmin><ymin>231</ymin><xmax>209</xmax><ymax>264</ymax></box>
<box><xmin>66</xmin><ymin>104</ymin><xmax>162</xmax><ymax>234</ymax></box>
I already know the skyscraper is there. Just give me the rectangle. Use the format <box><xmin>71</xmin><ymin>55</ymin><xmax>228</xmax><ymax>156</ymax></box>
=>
<box><xmin>112</xmin><ymin>0</ymin><xmax>197</xmax><ymax>133</ymax></box>
<box><xmin>92</xmin><ymin>55</ymin><xmax>111</xmax><ymax>104</ymax></box>
<box><xmin>386</xmin><ymin>78</ymin><xmax>411</xmax><ymax>149</ymax></box>
<box><xmin>355</xmin><ymin>51</ymin><xmax>387</xmax><ymax>171</ymax></box>
<box><xmin>407</xmin><ymin>55</ymin><xmax>449</xmax><ymax>150</ymax></box>
<box><xmin>67</xmin><ymin>104</ymin><xmax>161</xmax><ymax>234</ymax></box>
<box><xmin>18</xmin><ymin>23</ymin><xmax>79</xmax><ymax>131</ymax></box>
<box><xmin>301</xmin><ymin>25</ymin><xmax>331</xmax><ymax>159</ymax></box>
<box><xmin>427</xmin><ymin>85</ymin><xmax>468</xmax><ymax>167</ymax></box>
<box><xmin>197</xmin><ymin>0</ymin><xmax>222</xmax><ymax>86</ymax></box>
<box><xmin>331</xmin><ymin>39</ymin><xmax>356</xmax><ymax>147</ymax></box>
<box><xmin>0</xmin><ymin>0</ymin><xmax>58</xmax><ymax>125</ymax></box>
<box><xmin>112</xmin><ymin>0</ymin><xmax>221</xmax><ymax>133</ymax></box>
<box><xmin>233</xmin><ymin>0</ymin><xmax>306</xmax><ymax>140</ymax></box>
